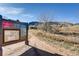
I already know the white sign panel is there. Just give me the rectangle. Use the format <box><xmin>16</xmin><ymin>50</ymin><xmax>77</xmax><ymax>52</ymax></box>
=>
<box><xmin>4</xmin><ymin>30</ymin><xmax>19</xmax><ymax>42</ymax></box>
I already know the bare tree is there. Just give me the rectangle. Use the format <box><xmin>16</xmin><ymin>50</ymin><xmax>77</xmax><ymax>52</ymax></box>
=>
<box><xmin>37</xmin><ymin>12</ymin><xmax>54</xmax><ymax>33</ymax></box>
<box><xmin>37</xmin><ymin>12</ymin><xmax>60</xmax><ymax>33</ymax></box>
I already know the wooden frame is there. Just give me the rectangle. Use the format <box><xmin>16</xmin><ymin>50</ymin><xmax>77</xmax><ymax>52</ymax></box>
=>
<box><xmin>2</xmin><ymin>29</ymin><xmax>25</xmax><ymax>46</ymax></box>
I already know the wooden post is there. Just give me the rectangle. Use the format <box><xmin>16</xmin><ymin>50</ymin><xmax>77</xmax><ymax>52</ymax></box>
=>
<box><xmin>0</xmin><ymin>47</ymin><xmax>2</xmax><ymax>56</ymax></box>
<box><xmin>0</xmin><ymin>20</ymin><xmax>3</xmax><ymax>56</ymax></box>
<box><xmin>25</xmin><ymin>23</ymin><xmax>28</xmax><ymax>45</ymax></box>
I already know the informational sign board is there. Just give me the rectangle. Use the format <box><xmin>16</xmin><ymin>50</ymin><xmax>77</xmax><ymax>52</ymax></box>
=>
<box><xmin>4</xmin><ymin>30</ymin><xmax>20</xmax><ymax>42</ymax></box>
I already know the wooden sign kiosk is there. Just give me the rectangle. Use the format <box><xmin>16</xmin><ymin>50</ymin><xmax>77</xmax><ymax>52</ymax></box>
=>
<box><xmin>0</xmin><ymin>15</ymin><xmax>28</xmax><ymax>56</ymax></box>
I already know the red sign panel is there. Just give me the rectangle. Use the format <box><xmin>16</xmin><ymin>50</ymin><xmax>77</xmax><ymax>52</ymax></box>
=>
<box><xmin>2</xmin><ymin>21</ymin><xmax>13</xmax><ymax>28</ymax></box>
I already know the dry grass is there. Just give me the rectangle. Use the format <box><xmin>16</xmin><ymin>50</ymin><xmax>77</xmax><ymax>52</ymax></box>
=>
<box><xmin>29</xmin><ymin>29</ymin><xmax>79</xmax><ymax>55</ymax></box>
<box><xmin>30</xmin><ymin>29</ymin><xmax>79</xmax><ymax>44</ymax></box>
<box><xmin>29</xmin><ymin>25</ymin><xmax>79</xmax><ymax>55</ymax></box>
<box><xmin>59</xmin><ymin>25</ymin><xmax>79</xmax><ymax>33</ymax></box>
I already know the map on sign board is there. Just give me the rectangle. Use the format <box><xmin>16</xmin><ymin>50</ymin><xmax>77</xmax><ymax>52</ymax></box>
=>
<box><xmin>4</xmin><ymin>30</ymin><xmax>19</xmax><ymax>42</ymax></box>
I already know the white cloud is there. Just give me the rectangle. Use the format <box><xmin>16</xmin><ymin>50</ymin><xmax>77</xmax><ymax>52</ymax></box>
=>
<box><xmin>21</xmin><ymin>14</ymin><xmax>34</xmax><ymax>18</ymax></box>
<box><xmin>0</xmin><ymin>6</ymin><xmax>36</xmax><ymax>22</ymax></box>
<box><xmin>18</xmin><ymin>14</ymin><xmax>35</xmax><ymax>22</ymax></box>
<box><xmin>0</xmin><ymin>7</ymin><xmax>24</xmax><ymax>15</ymax></box>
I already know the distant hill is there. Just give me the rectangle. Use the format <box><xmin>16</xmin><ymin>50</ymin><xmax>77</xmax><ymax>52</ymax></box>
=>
<box><xmin>74</xmin><ymin>23</ymin><xmax>79</xmax><ymax>25</ymax></box>
<box><xmin>29</xmin><ymin>21</ymin><xmax>73</xmax><ymax>26</ymax></box>
<box><xmin>29</xmin><ymin>21</ymin><xmax>41</xmax><ymax>26</ymax></box>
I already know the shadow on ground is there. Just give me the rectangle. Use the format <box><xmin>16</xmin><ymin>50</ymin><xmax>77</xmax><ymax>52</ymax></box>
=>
<box><xmin>20</xmin><ymin>47</ymin><xmax>62</xmax><ymax>56</ymax></box>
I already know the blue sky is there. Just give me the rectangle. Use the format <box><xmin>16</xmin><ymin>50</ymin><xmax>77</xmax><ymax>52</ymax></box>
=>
<box><xmin>0</xmin><ymin>3</ymin><xmax>79</xmax><ymax>23</ymax></box>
